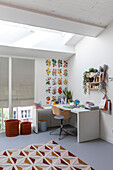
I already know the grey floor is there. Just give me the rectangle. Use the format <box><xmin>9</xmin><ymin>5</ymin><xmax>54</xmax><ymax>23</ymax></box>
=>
<box><xmin>0</xmin><ymin>129</ymin><xmax>113</xmax><ymax>170</ymax></box>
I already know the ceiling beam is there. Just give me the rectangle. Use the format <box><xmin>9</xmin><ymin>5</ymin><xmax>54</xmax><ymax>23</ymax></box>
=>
<box><xmin>0</xmin><ymin>45</ymin><xmax>75</xmax><ymax>59</ymax></box>
<box><xmin>0</xmin><ymin>4</ymin><xmax>104</xmax><ymax>37</ymax></box>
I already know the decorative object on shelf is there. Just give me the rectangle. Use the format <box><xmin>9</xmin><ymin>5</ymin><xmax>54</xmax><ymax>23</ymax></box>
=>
<box><xmin>83</xmin><ymin>65</ymin><xmax>108</xmax><ymax>94</ymax></box>
<box><xmin>89</xmin><ymin>68</ymin><xmax>95</xmax><ymax>73</ymax></box>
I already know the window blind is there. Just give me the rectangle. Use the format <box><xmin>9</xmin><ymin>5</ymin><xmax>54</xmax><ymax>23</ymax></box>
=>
<box><xmin>12</xmin><ymin>58</ymin><xmax>34</xmax><ymax>107</ymax></box>
<box><xmin>0</xmin><ymin>57</ymin><xmax>9</xmax><ymax>108</ymax></box>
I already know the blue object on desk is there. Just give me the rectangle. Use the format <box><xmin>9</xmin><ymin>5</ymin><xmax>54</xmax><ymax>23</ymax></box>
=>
<box><xmin>75</xmin><ymin>99</ymin><xmax>80</xmax><ymax>104</ymax></box>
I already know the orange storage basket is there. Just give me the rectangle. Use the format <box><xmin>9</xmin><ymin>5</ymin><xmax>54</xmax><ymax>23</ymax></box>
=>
<box><xmin>20</xmin><ymin>122</ymin><xmax>31</xmax><ymax>135</ymax></box>
<box><xmin>4</xmin><ymin>119</ymin><xmax>20</xmax><ymax>137</ymax></box>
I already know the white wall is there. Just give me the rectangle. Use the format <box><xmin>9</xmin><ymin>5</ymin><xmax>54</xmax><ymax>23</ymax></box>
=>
<box><xmin>68</xmin><ymin>21</ymin><xmax>113</xmax><ymax>144</ymax></box>
<box><xmin>34</xmin><ymin>58</ymin><xmax>45</xmax><ymax>104</ymax></box>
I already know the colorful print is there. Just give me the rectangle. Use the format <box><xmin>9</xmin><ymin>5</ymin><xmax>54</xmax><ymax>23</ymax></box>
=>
<box><xmin>58</xmin><ymin>87</ymin><xmax>62</xmax><ymax>94</ymax></box>
<box><xmin>52</xmin><ymin>96</ymin><xmax>56</xmax><ymax>102</ymax></box>
<box><xmin>52</xmin><ymin>69</ymin><xmax>57</xmax><ymax>76</ymax></box>
<box><xmin>52</xmin><ymin>87</ymin><xmax>56</xmax><ymax>95</ymax></box>
<box><xmin>46</xmin><ymin>68</ymin><xmax>51</xmax><ymax>76</ymax></box>
<box><xmin>46</xmin><ymin>96</ymin><xmax>50</xmax><ymax>104</ymax></box>
<box><xmin>58</xmin><ymin>69</ymin><xmax>62</xmax><ymax>77</ymax></box>
<box><xmin>45</xmin><ymin>59</ymin><xmax>68</xmax><ymax>104</ymax></box>
<box><xmin>46</xmin><ymin>77</ymin><xmax>51</xmax><ymax>85</ymax></box>
<box><xmin>64</xmin><ymin>78</ymin><xmax>68</xmax><ymax>86</ymax></box>
<box><xmin>64</xmin><ymin>60</ymin><xmax>68</xmax><ymax>67</ymax></box>
<box><xmin>63</xmin><ymin>69</ymin><xmax>68</xmax><ymax>76</ymax></box>
<box><xmin>58</xmin><ymin>59</ymin><xmax>62</xmax><ymax>68</ymax></box>
<box><xmin>46</xmin><ymin>59</ymin><xmax>51</xmax><ymax>67</ymax></box>
<box><xmin>52</xmin><ymin>59</ymin><xmax>57</xmax><ymax>67</ymax></box>
<box><xmin>52</xmin><ymin>78</ymin><xmax>57</xmax><ymax>85</ymax></box>
<box><xmin>46</xmin><ymin>87</ymin><xmax>51</xmax><ymax>93</ymax></box>
<box><xmin>58</xmin><ymin>78</ymin><xmax>62</xmax><ymax>85</ymax></box>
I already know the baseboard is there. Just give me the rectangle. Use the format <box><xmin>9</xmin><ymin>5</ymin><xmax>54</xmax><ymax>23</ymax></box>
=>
<box><xmin>100</xmin><ymin>135</ymin><xmax>113</xmax><ymax>144</ymax></box>
<box><xmin>0</xmin><ymin>130</ymin><xmax>5</xmax><ymax>134</ymax></box>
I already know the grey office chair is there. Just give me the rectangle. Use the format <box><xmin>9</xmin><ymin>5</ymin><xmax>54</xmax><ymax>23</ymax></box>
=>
<box><xmin>50</xmin><ymin>105</ymin><xmax>74</xmax><ymax>140</ymax></box>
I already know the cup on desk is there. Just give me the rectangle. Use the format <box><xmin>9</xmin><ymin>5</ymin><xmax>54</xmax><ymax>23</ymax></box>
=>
<box><xmin>70</xmin><ymin>102</ymin><xmax>74</xmax><ymax>106</ymax></box>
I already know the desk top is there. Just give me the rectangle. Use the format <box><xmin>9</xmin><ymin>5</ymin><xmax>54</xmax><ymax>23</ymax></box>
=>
<box><xmin>43</xmin><ymin>106</ymin><xmax>52</xmax><ymax>110</ymax></box>
<box><xmin>55</xmin><ymin>105</ymin><xmax>89</xmax><ymax>114</ymax></box>
<box><xmin>42</xmin><ymin>104</ymin><xmax>90</xmax><ymax>114</ymax></box>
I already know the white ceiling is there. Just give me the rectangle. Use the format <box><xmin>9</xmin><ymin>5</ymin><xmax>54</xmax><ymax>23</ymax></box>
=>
<box><xmin>0</xmin><ymin>0</ymin><xmax>113</xmax><ymax>27</ymax></box>
<box><xmin>0</xmin><ymin>0</ymin><xmax>113</xmax><ymax>58</ymax></box>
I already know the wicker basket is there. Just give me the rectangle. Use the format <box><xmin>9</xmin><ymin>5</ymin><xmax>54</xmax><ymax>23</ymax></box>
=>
<box><xmin>4</xmin><ymin>119</ymin><xmax>20</xmax><ymax>137</ymax></box>
<box><xmin>20</xmin><ymin>122</ymin><xmax>31</xmax><ymax>135</ymax></box>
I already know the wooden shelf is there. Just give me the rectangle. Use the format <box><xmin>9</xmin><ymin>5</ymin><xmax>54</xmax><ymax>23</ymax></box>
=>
<box><xmin>90</xmin><ymin>88</ymin><xmax>100</xmax><ymax>90</ymax></box>
<box><xmin>87</xmin><ymin>82</ymin><xmax>104</xmax><ymax>84</ymax></box>
<box><xmin>85</xmin><ymin>71</ymin><xmax>105</xmax><ymax>94</ymax></box>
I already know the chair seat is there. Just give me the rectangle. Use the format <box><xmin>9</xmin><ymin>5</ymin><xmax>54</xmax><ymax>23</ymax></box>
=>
<box><xmin>54</xmin><ymin>115</ymin><xmax>64</xmax><ymax>120</ymax></box>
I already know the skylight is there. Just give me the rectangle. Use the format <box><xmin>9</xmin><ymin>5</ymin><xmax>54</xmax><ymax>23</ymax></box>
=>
<box><xmin>0</xmin><ymin>20</ymin><xmax>74</xmax><ymax>49</ymax></box>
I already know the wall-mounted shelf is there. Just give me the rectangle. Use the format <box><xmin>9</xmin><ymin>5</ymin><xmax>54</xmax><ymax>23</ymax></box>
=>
<box><xmin>85</xmin><ymin>72</ymin><xmax>105</xmax><ymax>93</ymax></box>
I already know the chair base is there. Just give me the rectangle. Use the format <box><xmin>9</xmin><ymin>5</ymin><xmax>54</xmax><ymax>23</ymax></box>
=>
<box><xmin>50</xmin><ymin>126</ymin><xmax>75</xmax><ymax>140</ymax></box>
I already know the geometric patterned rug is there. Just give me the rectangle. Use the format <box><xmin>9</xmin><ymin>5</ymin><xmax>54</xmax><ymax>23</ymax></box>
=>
<box><xmin>0</xmin><ymin>140</ymin><xmax>94</xmax><ymax>170</ymax></box>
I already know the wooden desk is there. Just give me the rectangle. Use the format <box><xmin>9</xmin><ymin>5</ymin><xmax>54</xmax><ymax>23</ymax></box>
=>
<box><xmin>33</xmin><ymin>105</ymin><xmax>99</xmax><ymax>143</ymax></box>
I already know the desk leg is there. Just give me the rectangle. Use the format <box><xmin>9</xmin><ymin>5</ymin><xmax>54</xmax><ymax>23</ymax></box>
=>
<box><xmin>33</xmin><ymin>109</ymin><xmax>38</xmax><ymax>133</ymax></box>
<box><xmin>77</xmin><ymin>114</ymin><xmax>80</xmax><ymax>143</ymax></box>
<box><xmin>77</xmin><ymin>111</ymin><xmax>99</xmax><ymax>143</ymax></box>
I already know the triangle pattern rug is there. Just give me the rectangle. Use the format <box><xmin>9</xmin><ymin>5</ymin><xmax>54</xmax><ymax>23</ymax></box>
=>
<box><xmin>0</xmin><ymin>140</ymin><xmax>94</xmax><ymax>170</ymax></box>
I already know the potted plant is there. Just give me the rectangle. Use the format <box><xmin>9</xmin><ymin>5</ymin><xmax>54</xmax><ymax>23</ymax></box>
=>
<box><xmin>63</xmin><ymin>90</ymin><xmax>72</xmax><ymax>103</ymax></box>
<box><xmin>83</xmin><ymin>71</ymin><xmax>88</xmax><ymax>94</ymax></box>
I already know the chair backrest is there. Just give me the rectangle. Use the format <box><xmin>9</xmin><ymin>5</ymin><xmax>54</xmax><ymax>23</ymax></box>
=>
<box><xmin>62</xmin><ymin>110</ymin><xmax>71</xmax><ymax>120</ymax></box>
<box><xmin>52</xmin><ymin>105</ymin><xmax>71</xmax><ymax>120</ymax></box>
<box><xmin>52</xmin><ymin>105</ymin><xmax>62</xmax><ymax>116</ymax></box>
